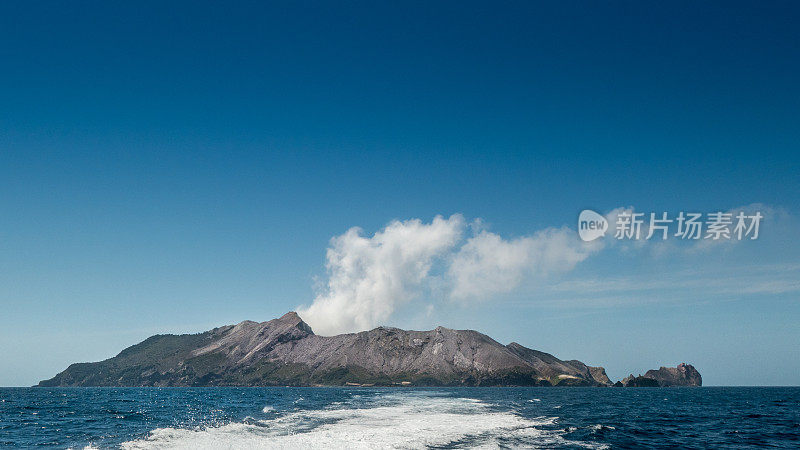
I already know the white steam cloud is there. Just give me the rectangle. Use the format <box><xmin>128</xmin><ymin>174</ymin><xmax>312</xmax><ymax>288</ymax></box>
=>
<box><xmin>448</xmin><ymin>227</ymin><xmax>597</xmax><ymax>301</ymax></box>
<box><xmin>298</xmin><ymin>215</ymin><xmax>598</xmax><ymax>335</ymax></box>
<box><xmin>297</xmin><ymin>215</ymin><xmax>464</xmax><ymax>336</ymax></box>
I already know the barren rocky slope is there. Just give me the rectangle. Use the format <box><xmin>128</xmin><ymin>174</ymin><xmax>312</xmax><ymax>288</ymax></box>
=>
<box><xmin>39</xmin><ymin>312</ymin><xmax>615</xmax><ymax>387</ymax></box>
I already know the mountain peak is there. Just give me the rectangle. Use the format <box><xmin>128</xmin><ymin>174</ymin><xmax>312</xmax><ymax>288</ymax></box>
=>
<box><xmin>276</xmin><ymin>311</ymin><xmax>314</xmax><ymax>335</ymax></box>
<box><xmin>279</xmin><ymin>311</ymin><xmax>301</xmax><ymax>321</ymax></box>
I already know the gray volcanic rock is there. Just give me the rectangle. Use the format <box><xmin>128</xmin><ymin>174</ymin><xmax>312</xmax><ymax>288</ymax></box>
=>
<box><xmin>644</xmin><ymin>363</ymin><xmax>702</xmax><ymax>386</ymax></box>
<box><xmin>620</xmin><ymin>363</ymin><xmax>702</xmax><ymax>387</ymax></box>
<box><xmin>38</xmin><ymin>312</ymin><xmax>613</xmax><ymax>387</ymax></box>
<box><xmin>621</xmin><ymin>374</ymin><xmax>660</xmax><ymax>387</ymax></box>
<box><xmin>588</xmin><ymin>366</ymin><xmax>612</xmax><ymax>385</ymax></box>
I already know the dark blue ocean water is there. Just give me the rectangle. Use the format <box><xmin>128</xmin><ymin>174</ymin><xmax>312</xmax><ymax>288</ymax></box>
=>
<box><xmin>0</xmin><ymin>387</ymin><xmax>798</xmax><ymax>449</ymax></box>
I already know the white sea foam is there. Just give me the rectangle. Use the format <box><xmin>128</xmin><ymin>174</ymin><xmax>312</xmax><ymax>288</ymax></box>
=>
<box><xmin>121</xmin><ymin>392</ymin><xmax>604</xmax><ymax>449</ymax></box>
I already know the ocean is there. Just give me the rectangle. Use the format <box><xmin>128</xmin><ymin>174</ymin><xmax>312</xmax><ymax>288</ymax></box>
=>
<box><xmin>1</xmin><ymin>387</ymin><xmax>798</xmax><ymax>448</ymax></box>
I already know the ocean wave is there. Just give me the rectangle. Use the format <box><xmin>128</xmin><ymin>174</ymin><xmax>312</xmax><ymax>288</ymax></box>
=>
<box><xmin>120</xmin><ymin>393</ymin><xmax>603</xmax><ymax>449</ymax></box>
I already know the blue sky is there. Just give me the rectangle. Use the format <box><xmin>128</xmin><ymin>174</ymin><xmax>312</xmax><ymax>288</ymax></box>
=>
<box><xmin>1</xmin><ymin>1</ymin><xmax>799</xmax><ymax>386</ymax></box>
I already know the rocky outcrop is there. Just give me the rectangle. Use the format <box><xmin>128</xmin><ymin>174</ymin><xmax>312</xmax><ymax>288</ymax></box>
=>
<box><xmin>588</xmin><ymin>366</ymin><xmax>612</xmax><ymax>385</ymax></box>
<box><xmin>38</xmin><ymin>312</ymin><xmax>614</xmax><ymax>387</ymax></box>
<box><xmin>619</xmin><ymin>364</ymin><xmax>702</xmax><ymax>387</ymax></box>
<box><xmin>621</xmin><ymin>374</ymin><xmax>661</xmax><ymax>387</ymax></box>
<box><xmin>644</xmin><ymin>363</ymin><xmax>702</xmax><ymax>386</ymax></box>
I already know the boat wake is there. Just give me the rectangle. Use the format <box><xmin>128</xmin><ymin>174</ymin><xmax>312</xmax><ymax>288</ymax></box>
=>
<box><xmin>120</xmin><ymin>391</ymin><xmax>603</xmax><ymax>449</ymax></box>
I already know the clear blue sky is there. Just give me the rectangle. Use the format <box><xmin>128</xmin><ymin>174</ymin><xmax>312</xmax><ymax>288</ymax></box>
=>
<box><xmin>1</xmin><ymin>1</ymin><xmax>798</xmax><ymax>386</ymax></box>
